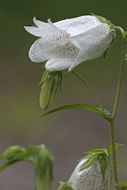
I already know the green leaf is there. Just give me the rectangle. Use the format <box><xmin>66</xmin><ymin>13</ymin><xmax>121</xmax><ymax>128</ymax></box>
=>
<box><xmin>119</xmin><ymin>182</ymin><xmax>127</xmax><ymax>190</ymax></box>
<box><xmin>108</xmin><ymin>143</ymin><xmax>123</xmax><ymax>154</ymax></box>
<box><xmin>58</xmin><ymin>182</ymin><xmax>73</xmax><ymax>190</ymax></box>
<box><xmin>0</xmin><ymin>160</ymin><xmax>17</xmax><ymax>171</ymax></box>
<box><xmin>42</xmin><ymin>104</ymin><xmax>110</xmax><ymax>119</ymax></box>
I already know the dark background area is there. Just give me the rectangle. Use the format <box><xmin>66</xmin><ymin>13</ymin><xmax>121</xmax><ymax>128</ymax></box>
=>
<box><xmin>0</xmin><ymin>0</ymin><xmax>127</xmax><ymax>189</ymax></box>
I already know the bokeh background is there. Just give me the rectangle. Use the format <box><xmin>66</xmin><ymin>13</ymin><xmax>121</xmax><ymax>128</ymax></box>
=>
<box><xmin>0</xmin><ymin>0</ymin><xmax>127</xmax><ymax>189</ymax></box>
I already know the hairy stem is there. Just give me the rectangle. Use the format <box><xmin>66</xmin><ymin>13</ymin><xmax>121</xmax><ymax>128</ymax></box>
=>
<box><xmin>107</xmin><ymin>157</ymin><xmax>112</xmax><ymax>190</ymax></box>
<box><xmin>110</xmin><ymin>120</ymin><xmax>119</xmax><ymax>190</ymax></box>
<box><xmin>110</xmin><ymin>36</ymin><xmax>127</xmax><ymax>190</ymax></box>
<box><xmin>112</xmin><ymin>38</ymin><xmax>127</xmax><ymax>119</ymax></box>
<box><xmin>72</xmin><ymin>71</ymin><xmax>104</xmax><ymax>110</ymax></box>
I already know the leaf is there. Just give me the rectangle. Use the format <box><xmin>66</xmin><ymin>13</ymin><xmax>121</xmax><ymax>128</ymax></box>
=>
<box><xmin>119</xmin><ymin>182</ymin><xmax>127</xmax><ymax>190</ymax></box>
<box><xmin>0</xmin><ymin>160</ymin><xmax>18</xmax><ymax>171</ymax></box>
<box><xmin>58</xmin><ymin>182</ymin><xmax>73</xmax><ymax>190</ymax></box>
<box><xmin>42</xmin><ymin>104</ymin><xmax>110</xmax><ymax>119</ymax></box>
<box><xmin>108</xmin><ymin>143</ymin><xmax>123</xmax><ymax>154</ymax></box>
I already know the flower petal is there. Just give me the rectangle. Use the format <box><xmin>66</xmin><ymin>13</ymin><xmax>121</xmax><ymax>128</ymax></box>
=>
<box><xmin>29</xmin><ymin>38</ymin><xmax>47</xmax><ymax>62</ymax></box>
<box><xmin>45</xmin><ymin>58</ymin><xmax>74</xmax><ymax>71</ymax></box>
<box><xmin>68</xmin><ymin>23</ymin><xmax>112</xmax><ymax>70</ymax></box>
<box><xmin>27</xmin><ymin>20</ymin><xmax>80</xmax><ymax>65</ymax></box>
<box><xmin>54</xmin><ymin>15</ymin><xmax>101</xmax><ymax>37</ymax></box>
<box><xmin>24</xmin><ymin>26</ymin><xmax>43</xmax><ymax>37</ymax></box>
<box><xmin>25</xmin><ymin>17</ymin><xmax>70</xmax><ymax>40</ymax></box>
<box><xmin>33</xmin><ymin>17</ymin><xmax>46</xmax><ymax>28</ymax></box>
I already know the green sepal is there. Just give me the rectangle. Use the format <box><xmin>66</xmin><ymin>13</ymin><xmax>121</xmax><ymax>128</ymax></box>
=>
<box><xmin>80</xmin><ymin>148</ymin><xmax>109</xmax><ymax>180</ymax></box>
<box><xmin>57</xmin><ymin>182</ymin><xmax>73</xmax><ymax>190</ymax></box>
<box><xmin>91</xmin><ymin>13</ymin><xmax>116</xmax><ymax>39</ymax></box>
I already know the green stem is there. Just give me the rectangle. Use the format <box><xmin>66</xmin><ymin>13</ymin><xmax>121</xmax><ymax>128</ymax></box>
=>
<box><xmin>107</xmin><ymin>157</ymin><xmax>112</xmax><ymax>190</ymax></box>
<box><xmin>110</xmin><ymin>36</ymin><xmax>127</xmax><ymax>190</ymax></box>
<box><xmin>72</xmin><ymin>71</ymin><xmax>104</xmax><ymax>110</ymax></box>
<box><xmin>112</xmin><ymin>37</ymin><xmax>127</xmax><ymax>119</ymax></box>
<box><xmin>110</xmin><ymin>120</ymin><xmax>119</xmax><ymax>190</ymax></box>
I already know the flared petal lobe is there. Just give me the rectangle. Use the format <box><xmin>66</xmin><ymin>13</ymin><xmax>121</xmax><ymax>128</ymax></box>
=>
<box><xmin>25</xmin><ymin>18</ymin><xmax>79</xmax><ymax>68</ymax></box>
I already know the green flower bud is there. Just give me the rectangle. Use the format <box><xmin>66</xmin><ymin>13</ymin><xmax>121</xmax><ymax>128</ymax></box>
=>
<box><xmin>34</xmin><ymin>145</ymin><xmax>54</xmax><ymax>190</ymax></box>
<box><xmin>1</xmin><ymin>146</ymin><xmax>24</xmax><ymax>160</ymax></box>
<box><xmin>39</xmin><ymin>71</ymin><xmax>62</xmax><ymax>110</ymax></box>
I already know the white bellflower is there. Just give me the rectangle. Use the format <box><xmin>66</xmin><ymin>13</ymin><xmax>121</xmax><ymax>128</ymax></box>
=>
<box><xmin>68</xmin><ymin>159</ymin><xmax>107</xmax><ymax>190</ymax></box>
<box><xmin>25</xmin><ymin>15</ymin><xmax>112</xmax><ymax>71</ymax></box>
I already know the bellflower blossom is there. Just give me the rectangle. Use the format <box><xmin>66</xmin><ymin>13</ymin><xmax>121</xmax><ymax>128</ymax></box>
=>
<box><xmin>25</xmin><ymin>15</ymin><xmax>112</xmax><ymax>71</ymax></box>
<box><xmin>68</xmin><ymin>159</ymin><xmax>107</xmax><ymax>190</ymax></box>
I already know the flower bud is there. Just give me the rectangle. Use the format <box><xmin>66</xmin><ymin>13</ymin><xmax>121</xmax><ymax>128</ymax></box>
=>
<box><xmin>39</xmin><ymin>71</ymin><xmax>62</xmax><ymax>110</ymax></box>
<box><xmin>35</xmin><ymin>145</ymin><xmax>54</xmax><ymax>190</ymax></box>
<box><xmin>69</xmin><ymin>159</ymin><xmax>107</xmax><ymax>190</ymax></box>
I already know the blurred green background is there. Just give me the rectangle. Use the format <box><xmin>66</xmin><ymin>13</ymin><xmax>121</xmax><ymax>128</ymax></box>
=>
<box><xmin>0</xmin><ymin>0</ymin><xmax>127</xmax><ymax>189</ymax></box>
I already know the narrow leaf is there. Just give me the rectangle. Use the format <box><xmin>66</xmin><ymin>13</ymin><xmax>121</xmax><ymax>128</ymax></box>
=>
<box><xmin>0</xmin><ymin>160</ymin><xmax>18</xmax><ymax>171</ymax></box>
<box><xmin>58</xmin><ymin>182</ymin><xmax>73</xmax><ymax>190</ymax></box>
<box><xmin>42</xmin><ymin>104</ymin><xmax>109</xmax><ymax>119</ymax></box>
